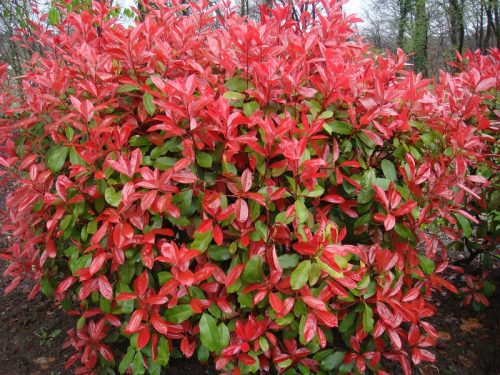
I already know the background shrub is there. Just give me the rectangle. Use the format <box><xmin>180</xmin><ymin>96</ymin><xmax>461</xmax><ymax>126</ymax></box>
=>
<box><xmin>0</xmin><ymin>1</ymin><xmax>498</xmax><ymax>374</ymax></box>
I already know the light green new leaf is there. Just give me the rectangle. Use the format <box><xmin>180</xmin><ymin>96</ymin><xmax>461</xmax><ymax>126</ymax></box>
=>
<box><xmin>290</xmin><ymin>260</ymin><xmax>311</xmax><ymax>290</ymax></box>
<box><xmin>223</xmin><ymin>91</ymin><xmax>245</xmax><ymax>101</ymax></box>
<box><xmin>105</xmin><ymin>186</ymin><xmax>122</xmax><ymax>207</ymax></box>
<box><xmin>454</xmin><ymin>213</ymin><xmax>472</xmax><ymax>237</ymax></box>
<box><xmin>143</xmin><ymin>93</ymin><xmax>156</xmax><ymax>116</ymax></box>
<box><xmin>196</xmin><ymin>152</ymin><xmax>213</xmax><ymax>168</ymax></box>
<box><xmin>417</xmin><ymin>254</ymin><xmax>435</xmax><ymax>275</ymax></box>
<box><xmin>381</xmin><ymin>160</ymin><xmax>397</xmax><ymax>181</ymax></box>
<box><xmin>46</xmin><ymin>146</ymin><xmax>69</xmax><ymax>172</ymax></box>
<box><xmin>225</xmin><ymin>77</ymin><xmax>247</xmax><ymax>92</ymax></box>
<box><xmin>295</xmin><ymin>198</ymin><xmax>309</xmax><ymax>223</ymax></box>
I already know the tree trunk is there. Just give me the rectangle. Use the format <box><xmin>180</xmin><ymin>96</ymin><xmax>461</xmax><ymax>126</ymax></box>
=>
<box><xmin>495</xmin><ymin>0</ymin><xmax>500</xmax><ymax>49</ymax></box>
<box><xmin>397</xmin><ymin>0</ymin><xmax>412</xmax><ymax>49</ymax></box>
<box><xmin>413</xmin><ymin>0</ymin><xmax>428</xmax><ymax>75</ymax></box>
<box><xmin>484</xmin><ymin>0</ymin><xmax>494</xmax><ymax>50</ymax></box>
<box><xmin>448</xmin><ymin>0</ymin><xmax>465</xmax><ymax>53</ymax></box>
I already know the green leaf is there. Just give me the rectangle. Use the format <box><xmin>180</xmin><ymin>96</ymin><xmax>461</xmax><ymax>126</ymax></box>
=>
<box><xmin>243</xmin><ymin>101</ymin><xmax>259</xmax><ymax>117</ymax></box>
<box><xmin>119</xmin><ymin>347</ymin><xmax>135</xmax><ymax>374</ymax></box>
<box><xmin>132</xmin><ymin>351</ymin><xmax>145</xmax><ymax>374</ymax></box>
<box><xmin>381</xmin><ymin>160</ymin><xmax>397</xmax><ymax>181</ymax></box>
<box><xmin>199</xmin><ymin>313</ymin><xmax>222</xmax><ymax>352</ymax></box>
<box><xmin>278</xmin><ymin>254</ymin><xmax>299</xmax><ymax>269</ymax></box>
<box><xmin>363</xmin><ymin>304</ymin><xmax>374</xmax><ymax>333</ymax></box>
<box><xmin>197</xmin><ymin>345</ymin><xmax>210</xmax><ymax>363</ymax></box>
<box><xmin>196</xmin><ymin>152</ymin><xmax>212</xmax><ymax>168</ymax></box>
<box><xmin>339</xmin><ymin>311</ymin><xmax>356</xmax><ymax>333</ymax></box>
<box><xmin>394</xmin><ymin>224</ymin><xmax>413</xmax><ymax>239</ymax></box>
<box><xmin>208</xmin><ymin>245</ymin><xmax>231</xmax><ymax>261</ymax></box>
<box><xmin>223</xmin><ymin>91</ymin><xmax>245</xmax><ymax>101</ymax></box>
<box><xmin>46</xmin><ymin>146</ymin><xmax>69</xmax><ymax>172</ymax></box>
<box><xmin>242</xmin><ymin>256</ymin><xmax>264</xmax><ymax>283</ymax></box>
<box><xmin>354</xmin><ymin>213</ymin><xmax>371</xmax><ymax>228</ymax></box>
<box><xmin>417</xmin><ymin>255</ymin><xmax>435</xmax><ymax>275</ymax></box>
<box><xmin>191</xmin><ymin>230</ymin><xmax>212</xmax><ymax>252</ymax></box>
<box><xmin>259</xmin><ymin>337</ymin><xmax>269</xmax><ymax>352</ymax></box>
<box><xmin>309</xmin><ymin>262</ymin><xmax>321</xmax><ymax>285</ymax></box>
<box><xmin>40</xmin><ymin>277</ymin><xmax>53</xmax><ymax>297</ymax></box>
<box><xmin>105</xmin><ymin>186</ymin><xmax>122</xmax><ymax>207</ymax></box>
<box><xmin>290</xmin><ymin>260</ymin><xmax>311</xmax><ymax>290</ymax></box>
<box><xmin>295</xmin><ymin>198</ymin><xmax>309</xmax><ymax>223</ymax></box>
<box><xmin>318</xmin><ymin>111</ymin><xmax>334</xmax><ymax>120</ymax></box>
<box><xmin>218</xmin><ymin>322</ymin><xmax>230</xmax><ymax>348</ymax></box>
<box><xmin>454</xmin><ymin>213</ymin><xmax>472</xmax><ymax>237</ymax></box>
<box><xmin>329</xmin><ymin>120</ymin><xmax>353</xmax><ymax>135</ymax></box>
<box><xmin>164</xmin><ymin>305</ymin><xmax>194</xmax><ymax>323</ymax></box>
<box><xmin>69</xmin><ymin>147</ymin><xmax>85</xmax><ymax>166</ymax></box>
<box><xmin>143</xmin><ymin>93</ymin><xmax>155</xmax><ymax>116</ymax></box>
<box><xmin>321</xmin><ymin>351</ymin><xmax>345</xmax><ymax>371</ymax></box>
<box><xmin>304</xmin><ymin>185</ymin><xmax>324</xmax><ymax>197</ymax></box>
<box><xmin>117</xmin><ymin>84</ymin><xmax>140</xmax><ymax>93</ymax></box>
<box><xmin>48</xmin><ymin>7</ymin><xmax>59</xmax><ymax>25</ymax></box>
<box><xmin>225</xmin><ymin>77</ymin><xmax>247</xmax><ymax>92</ymax></box>
<box><xmin>69</xmin><ymin>254</ymin><xmax>92</xmax><ymax>275</ymax></box>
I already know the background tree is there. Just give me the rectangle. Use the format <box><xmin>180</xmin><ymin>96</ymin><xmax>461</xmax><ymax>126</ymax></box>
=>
<box><xmin>362</xmin><ymin>0</ymin><xmax>499</xmax><ymax>75</ymax></box>
<box><xmin>413</xmin><ymin>0</ymin><xmax>429</xmax><ymax>74</ymax></box>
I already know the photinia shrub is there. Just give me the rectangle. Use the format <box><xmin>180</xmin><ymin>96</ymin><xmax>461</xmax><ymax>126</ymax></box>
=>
<box><xmin>0</xmin><ymin>1</ymin><xmax>498</xmax><ymax>374</ymax></box>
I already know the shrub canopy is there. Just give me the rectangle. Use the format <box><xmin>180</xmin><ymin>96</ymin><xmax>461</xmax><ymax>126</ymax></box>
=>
<box><xmin>0</xmin><ymin>1</ymin><xmax>498</xmax><ymax>374</ymax></box>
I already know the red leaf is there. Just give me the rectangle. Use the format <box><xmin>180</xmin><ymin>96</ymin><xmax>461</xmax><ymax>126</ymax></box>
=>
<box><xmin>402</xmin><ymin>288</ymin><xmax>420</xmax><ymax>302</ymax></box>
<box><xmin>408</xmin><ymin>324</ymin><xmax>420</xmax><ymax>346</ymax></box>
<box><xmin>98</xmin><ymin>276</ymin><xmax>113</xmax><ymax>301</ymax></box>
<box><xmin>323</xmin><ymin>195</ymin><xmax>345</xmax><ymax>204</ymax></box>
<box><xmin>384</xmin><ymin>214</ymin><xmax>396</xmax><ymax>231</ymax></box>
<box><xmin>239</xmin><ymin>353</ymin><xmax>256</xmax><ymax>365</ymax></box>
<box><xmin>213</xmin><ymin>225</ymin><xmax>223</xmax><ymax>245</ymax></box>
<box><xmin>137</xmin><ymin>327</ymin><xmax>150</xmax><ymax>350</ymax></box>
<box><xmin>303</xmin><ymin>313</ymin><xmax>317</xmax><ymax>343</ymax></box>
<box><xmin>225</xmin><ymin>264</ymin><xmax>245</xmax><ymax>287</ymax></box>
<box><xmin>90</xmin><ymin>253</ymin><xmax>107</xmax><ymax>275</ymax></box>
<box><xmin>314</xmin><ymin>310</ymin><xmax>338</xmax><ymax>327</ymax></box>
<box><xmin>181</xmin><ymin>337</ymin><xmax>196</xmax><ymax>358</ymax></box>
<box><xmin>235</xmin><ymin>198</ymin><xmax>249</xmax><ymax>222</ymax></box>
<box><xmin>241</xmin><ymin>169</ymin><xmax>253</xmax><ymax>192</ymax></box>
<box><xmin>197</xmin><ymin>219</ymin><xmax>213</xmax><ymax>233</ymax></box>
<box><xmin>393</xmin><ymin>201</ymin><xmax>417</xmax><ymax>216</ymax></box>
<box><xmin>372</xmin><ymin>185</ymin><xmax>389</xmax><ymax>209</ymax></box>
<box><xmin>150</xmin><ymin>314</ymin><xmax>169</xmax><ymax>335</ymax></box>
<box><xmin>55</xmin><ymin>276</ymin><xmax>76</xmax><ymax>300</ymax></box>
<box><xmin>125</xmin><ymin>309</ymin><xmax>144</xmax><ymax>334</ymax></box>
<box><xmin>269</xmin><ymin>292</ymin><xmax>283</xmax><ymax>314</ymax></box>
<box><xmin>302</xmin><ymin>296</ymin><xmax>327</xmax><ymax>311</ymax></box>
<box><xmin>134</xmin><ymin>271</ymin><xmax>149</xmax><ymax>296</ymax></box>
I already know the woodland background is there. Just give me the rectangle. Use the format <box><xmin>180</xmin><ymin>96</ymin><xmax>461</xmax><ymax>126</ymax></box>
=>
<box><xmin>1</xmin><ymin>1</ymin><xmax>499</xmax><ymax>76</ymax></box>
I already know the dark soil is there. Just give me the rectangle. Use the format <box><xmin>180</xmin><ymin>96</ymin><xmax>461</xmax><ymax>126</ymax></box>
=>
<box><xmin>417</xmin><ymin>271</ymin><xmax>500</xmax><ymax>375</ymax></box>
<box><xmin>0</xmin><ymin>265</ymin><xmax>74</xmax><ymax>375</ymax></box>
<box><xmin>1</xmin><ymin>265</ymin><xmax>498</xmax><ymax>375</ymax></box>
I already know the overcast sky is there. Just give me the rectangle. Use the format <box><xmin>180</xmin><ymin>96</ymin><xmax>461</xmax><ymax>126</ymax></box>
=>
<box><xmin>343</xmin><ymin>0</ymin><xmax>365</xmax><ymax>16</ymax></box>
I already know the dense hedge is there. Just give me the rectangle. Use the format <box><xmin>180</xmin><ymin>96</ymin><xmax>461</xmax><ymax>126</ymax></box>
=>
<box><xmin>0</xmin><ymin>1</ymin><xmax>498</xmax><ymax>374</ymax></box>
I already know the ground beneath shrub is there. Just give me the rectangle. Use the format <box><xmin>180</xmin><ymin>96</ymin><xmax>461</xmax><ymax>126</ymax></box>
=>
<box><xmin>0</xmin><ymin>267</ymin><xmax>498</xmax><ymax>375</ymax></box>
